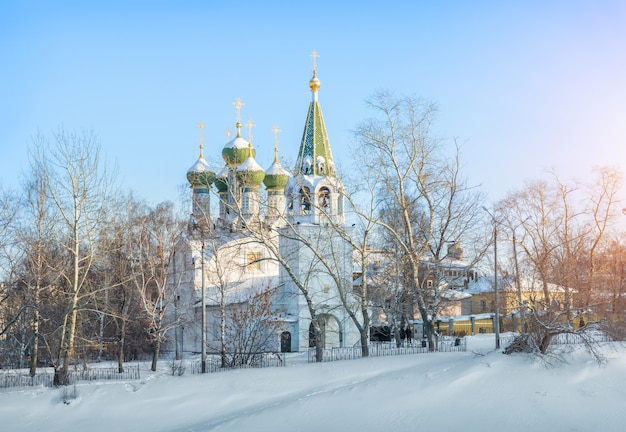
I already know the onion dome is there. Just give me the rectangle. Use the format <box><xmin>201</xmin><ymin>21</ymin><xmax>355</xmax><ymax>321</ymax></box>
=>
<box><xmin>309</xmin><ymin>69</ymin><xmax>321</xmax><ymax>93</ymax></box>
<box><xmin>214</xmin><ymin>165</ymin><xmax>229</xmax><ymax>192</ymax></box>
<box><xmin>236</xmin><ymin>144</ymin><xmax>265</xmax><ymax>186</ymax></box>
<box><xmin>186</xmin><ymin>145</ymin><xmax>215</xmax><ymax>188</ymax></box>
<box><xmin>222</xmin><ymin>122</ymin><xmax>255</xmax><ymax>167</ymax></box>
<box><xmin>263</xmin><ymin>148</ymin><xmax>290</xmax><ymax>190</ymax></box>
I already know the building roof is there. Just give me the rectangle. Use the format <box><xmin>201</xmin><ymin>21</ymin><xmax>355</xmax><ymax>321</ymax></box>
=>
<box><xmin>294</xmin><ymin>68</ymin><xmax>336</xmax><ymax>178</ymax></box>
<box><xmin>465</xmin><ymin>276</ymin><xmax>566</xmax><ymax>295</ymax></box>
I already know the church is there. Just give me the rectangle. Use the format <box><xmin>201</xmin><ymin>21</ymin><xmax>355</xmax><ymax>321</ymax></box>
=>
<box><xmin>167</xmin><ymin>54</ymin><xmax>362</xmax><ymax>356</ymax></box>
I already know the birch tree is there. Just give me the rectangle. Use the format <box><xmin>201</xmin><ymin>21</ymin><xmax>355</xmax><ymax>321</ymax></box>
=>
<box><xmin>32</xmin><ymin>129</ymin><xmax>115</xmax><ymax>385</ymax></box>
<box><xmin>353</xmin><ymin>91</ymin><xmax>486</xmax><ymax>350</ymax></box>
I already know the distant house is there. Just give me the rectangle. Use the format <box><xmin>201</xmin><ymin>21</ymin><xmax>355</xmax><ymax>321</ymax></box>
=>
<box><xmin>462</xmin><ymin>276</ymin><xmax>568</xmax><ymax>316</ymax></box>
<box><xmin>354</xmin><ymin>243</ymin><xmax>475</xmax><ymax>338</ymax></box>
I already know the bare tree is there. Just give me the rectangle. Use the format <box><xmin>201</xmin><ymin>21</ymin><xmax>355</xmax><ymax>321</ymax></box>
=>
<box><xmin>222</xmin><ymin>284</ymin><xmax>283</xmax><ymax>367</ymax></box>
<box><xmin>0</xmin><ymin>185</ymin><xmax>23</xmax><ymax>367</ymax></box>
<box><xmin>98</xmin><ymin>193</ymin><xmax>150</xmax><ymax>372</ymax></box>
<box><xmin>31</xmin><ymin>129</ymin><xmax>115</xmax><ymax>385</ymax></box>
<box><xmin>353</xmin><ymin>91</ymin><xmax>486</xmax><ymax>350</ymax></box>
<box><xmin>132</xmin><ymin>202</ymin><xmax>185</xmax><ymax>371</ymax></box>
<box><xmin>16</xmin><ymin>172</ymin><xmax>59</xmax><ymax>375</ymax></box>
<box><xmin>499</xmin><ymin>167</ymin><xmax>623</xmax><ymax>354</ymax></box>
<box><xmin>202</xmin><ymin>237</ymin><xmax>246</xmax><ymax>369</ymax></box>
<box><xmin>247</xmin><ymin>223</ymin><xmax>329</xmax><ymax>362</ymax></box>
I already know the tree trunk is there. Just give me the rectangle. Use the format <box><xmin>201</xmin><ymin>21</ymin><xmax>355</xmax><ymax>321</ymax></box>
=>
<box><xmin>29</xmin><ymin>292</ymin><xmax>40</xmax><ymax>377</ymax></box>
<box><xmin>151</xmin><ymin>338</ymin><xmax>161</xmax><ymax>372</ymax></box>
<box><xmin>59</xmin><ymin>305</ymin><xmax>79</xmax><ymax>385</ymax></box>
<box><xmin>360</xmin><ymin>331</ymin><xmax>369</xmax><ymax>357</ymax></box>
<box><xmin>424</xmin><ymin>320</ymin><xmax>436</xmax><ymax>352</ymax></box>
<box><xmin>118</xmin><ymin>317</ymin><xmax>127</xmax><ymax>373</ymax></box>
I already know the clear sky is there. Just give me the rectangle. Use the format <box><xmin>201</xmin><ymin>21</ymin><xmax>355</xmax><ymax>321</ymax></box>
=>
<box><xmin>2</xmin><ymin>0</ymin><xmax>625</xmax><ymax>208</ymax></box>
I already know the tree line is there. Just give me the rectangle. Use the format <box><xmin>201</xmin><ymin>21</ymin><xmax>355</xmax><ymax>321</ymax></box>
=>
<box><xmin>1</xmin><ymin>92</ymin><xmax>625</xmax><ymax>383</ymax></box>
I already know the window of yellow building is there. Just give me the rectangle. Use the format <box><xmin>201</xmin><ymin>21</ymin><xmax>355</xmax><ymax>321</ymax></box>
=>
<box><xmin>247</xmin><ymin>251</ymin><xmax>261</xmax><ymax>271</ymax></box>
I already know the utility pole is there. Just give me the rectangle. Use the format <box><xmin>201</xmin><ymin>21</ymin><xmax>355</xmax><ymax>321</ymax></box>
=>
<box><xmin>201</xmin><ymin>242</ymin><xmax>207</xmax><ymax>373</ymax></box>
<box><xmin>493</xmin><ymin>221</ymin><xmax>500</xmax><ymax>350</ymax></box>
<box><xmin>173</xmin><ymin>250</ymin><xmax>181</xmax><ymax>360</ymax></box>
<box><xmin>483</xmin><ymin>207</ymin><xmax>500</xmax><ymax>350</ymax></box>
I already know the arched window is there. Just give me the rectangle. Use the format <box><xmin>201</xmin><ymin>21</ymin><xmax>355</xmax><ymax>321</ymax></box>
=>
<box><xmin>300</xmin><ymin>187</ymin><xmax>311</xmax><ymax>215</ymax></box>
<box><xmin>318</xmin><ymin>187</ymin><xmax>330</xmax><ymax>211</ymax></box>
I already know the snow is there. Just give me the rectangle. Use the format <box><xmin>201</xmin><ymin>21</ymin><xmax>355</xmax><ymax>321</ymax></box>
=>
<box><xmin>2</xmin><ymin>334</ymin><xmax>626</xmax><ymax>431</ymax></box>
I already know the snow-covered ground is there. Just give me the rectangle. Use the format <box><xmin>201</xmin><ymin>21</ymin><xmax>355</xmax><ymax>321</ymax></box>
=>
<box><xmin>2</xmin><ymin>334</ymin><xmax>626</xmax><ymax>432</ymax></box>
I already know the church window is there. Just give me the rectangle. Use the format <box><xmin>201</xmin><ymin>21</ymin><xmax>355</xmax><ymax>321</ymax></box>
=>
<box><xmin>323</xmin><ymin>284</ymin><xmax>329</xmax><ymax>294</ymax></box>
<box><xmin>247</xmin><ymin>251</ymin><xmax>261</xmax><ymax>271</ymax></box>
<box><xmin>300</xmin><ymin>187</ymin><xmax>311</xmax><ymax>215</ymax></box>
<box><xmin>318</xmin><ymin>187</ymin><xmax>330</xmax><ymax>211</ymax></box>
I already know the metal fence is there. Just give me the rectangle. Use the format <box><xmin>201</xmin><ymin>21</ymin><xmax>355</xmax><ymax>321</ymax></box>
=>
<box><xmin>0</xmin><ymin>365</ymin><xmax>141</xmax><ymax>390</ymax></box>
<box><xmin>187</xmin><ymin>352</ymin><xmax>286</xmax><ymax>375</ymax></box>
<box><xmin>496</xmin><ymin>331</ymin><xmax>613</xmax><ymax>350</ymax></box>
<box><xmin>308</xmin><ymin>337</ymin><xmax>468</xmax><ymax>363</ymax></box>
<box><xmin>551</xmin><ymin>331</ymin><xmax>612</xmax><ymax>345</ymax></box>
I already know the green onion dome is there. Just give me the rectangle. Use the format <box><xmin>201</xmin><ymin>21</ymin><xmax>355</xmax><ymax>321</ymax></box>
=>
<box><xmin>214</xmin><ymin>165</ymin><xmax>229</xmax><ymax>192</ymax></box>
<box><xmin>222</xmin><ymin>122</ymin><xmax>256</xmax><ymax>167</ymax></box>
<box><xmin>236</xmin><ymin>145</ymin><xmax>265</xmax><ymax>187</ymax></box>
<box><xmin>263</xmin><ymin>155</ymin><xmax>290</xmax><ymax>190</ymax></box>
<box><xmin>186</xmin><ymin>152</ymin><xmax>215</xmax><ymax>188</ymax></box>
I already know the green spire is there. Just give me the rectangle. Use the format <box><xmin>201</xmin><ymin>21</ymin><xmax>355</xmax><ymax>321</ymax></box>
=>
<box><xmin>295</xmin><ymin>65</ymin><xmax>336</xmax><ymax>177</ymax></box>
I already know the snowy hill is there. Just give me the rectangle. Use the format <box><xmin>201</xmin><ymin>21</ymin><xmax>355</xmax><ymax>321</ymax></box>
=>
<box><xmin>1</xmin><ymin>335</ymin><xmax>626</xmax><ymax>432</ymax></box>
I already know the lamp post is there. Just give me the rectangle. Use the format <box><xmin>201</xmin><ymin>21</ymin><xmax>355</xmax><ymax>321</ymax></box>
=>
<box><xmin>173</xmin><ymin>250</ymin><xmax>181</xmax><ymax>360</ymax></box>
<box><xmin>483</xmin><ymin>207</ymin><xmax>500</xmax><ymax>350</ymax></box>
<box><xmin>201</xmin><ymin>242</ymin><xmax>207</xmax><ymax>373</ymax></box>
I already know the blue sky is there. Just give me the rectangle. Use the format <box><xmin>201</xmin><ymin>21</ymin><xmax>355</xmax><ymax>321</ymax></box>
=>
<box><xmin>2</xmin><ymin>1</ymin><xmax>625</xmax><ymax>208</ymax></box>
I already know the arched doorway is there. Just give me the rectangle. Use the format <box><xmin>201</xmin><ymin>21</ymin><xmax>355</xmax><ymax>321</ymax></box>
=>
<box><xmin>280</xmin><ymin>331</ymin><xmax>292</xmax><ymax>353</ymax></box>
<box><xmin>308</xmin><ymin>315</ymin><xmax>342</xmax><ymax>349</ymax></box>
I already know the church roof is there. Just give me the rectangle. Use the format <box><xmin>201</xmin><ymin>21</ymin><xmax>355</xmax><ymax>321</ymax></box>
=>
<box><xmin>186</xmin><ymin>156</ymin><xmax>215</xmax><ymax>188</ymax></box>
<box><xmin>264</xmin><ymin>161</ymin><xmax>290</xmax><ymax>190</ymax></box>
<box><xmin>186</xmin><ymin>132</ymin><xmax>216</xmax><ymax>187</ymax></box>
<box><xmin>295</xmin><ymin>68</ymin><xmax>336</xmax><ymax>178</ymax></box>
<box><xmin>222</xmin><ymin>123</ymin><xmax>255</xmax><ymax>167</ymax></box>
<box><xmin>236</xmin><ymin>145</ymin><xmax>265</xmax><ymax>186</ymax></box>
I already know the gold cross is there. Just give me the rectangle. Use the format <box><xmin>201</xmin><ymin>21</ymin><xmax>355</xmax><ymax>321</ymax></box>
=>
<box><xmin>246</xmin><ymin>119</ymin><xmax>256</xmax><ymax>143</ymax></box>
<box><xmin>310</xmin><ymin>49</ymin><xmax>319</xmax><ymax>71</ymax></box>
<box><xmin>197</xmin><ymin>121</ymin><xmax>205</xmax><ymax>157</ymax></box>
<box><xmin>232</xmin><ymin>98</ymin><xmax>244</xmax><ymax>123</ymax></box>
<box><xmin>272</xmin><ymin>124</ymin><xmax>282</xmax><ymax>161</ymax></box>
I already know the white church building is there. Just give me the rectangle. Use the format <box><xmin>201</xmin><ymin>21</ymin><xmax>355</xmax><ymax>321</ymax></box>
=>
<box><xmin>167</xmin><ymin>57</ymin><xmax>362</xmax><ymax>355</ymax></box>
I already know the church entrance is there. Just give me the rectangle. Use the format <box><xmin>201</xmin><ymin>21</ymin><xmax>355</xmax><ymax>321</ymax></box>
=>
<box><xmin>308</xmin><ymin>314</ymin><xmax>342</xmax><ymax>349</ymax></box>
<box><xmin>280</xmin><ymin>331</ymin><xmax>292</xmax><ymax>352</ymax></box>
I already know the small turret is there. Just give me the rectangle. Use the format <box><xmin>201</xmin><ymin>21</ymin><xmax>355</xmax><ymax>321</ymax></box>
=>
<box><xmin>187</xmin><ymin>122</ymin><xmax>215</xmax><ymax>235</ymax></box>
<box><xmin>265</xmin><ymin>126</ymin><xmax>290</xmax><ymax>224</ymax></box>
<box><xmin>264</xmin><ymin>126</ymin><xmax>290</xmax><ymax>191</ymax></box>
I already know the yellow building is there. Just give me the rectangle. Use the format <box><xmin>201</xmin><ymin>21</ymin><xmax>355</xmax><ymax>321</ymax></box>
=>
<box><xmin>461</xmin><ymin>276</ymin><xmax>567</xmax><ymax>316</ymax></box>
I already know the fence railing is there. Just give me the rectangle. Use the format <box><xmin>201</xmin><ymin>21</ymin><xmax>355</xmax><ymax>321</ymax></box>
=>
<box><xmin>0</xmin><ymin>364</ymin><xmax>141</xmax><ymax>390</ymax></box>
<box><xmin>308</xmin><ymin>337</ymin><xmax>468</xmax><ymax>363</ymax></box>
<box><xmin>187</xmin><ymin>352</ymin><xmax>286</xmax><ymax>375</ymax></box>
<box><xmin>551</xmin><ymin>331</ymin><xmax>612</xmax><ymax>345</ymax></box>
